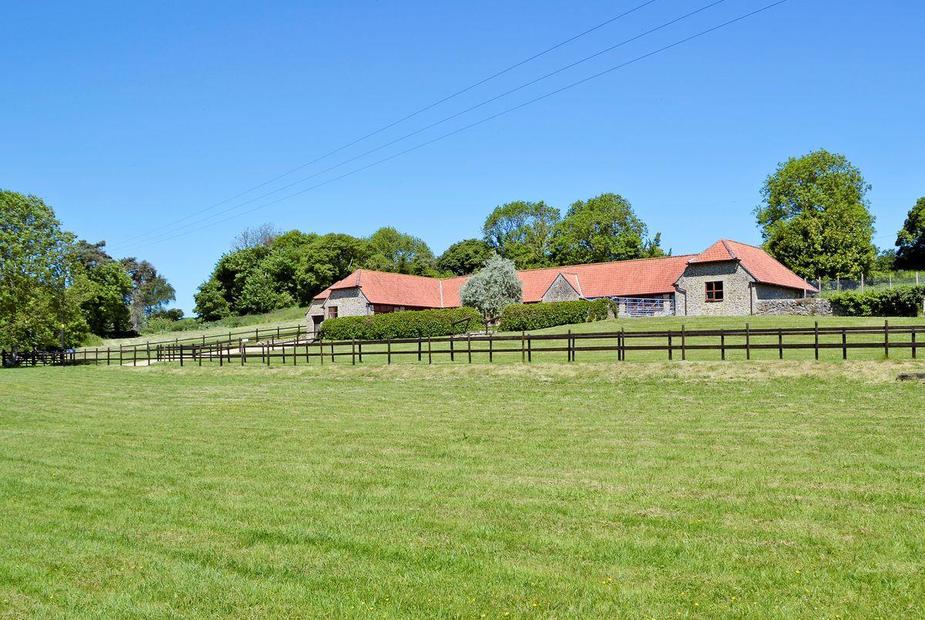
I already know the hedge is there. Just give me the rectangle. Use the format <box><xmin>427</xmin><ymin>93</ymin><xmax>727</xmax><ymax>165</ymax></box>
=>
<box><xmin>319</xmin><ymin>307</ymin><xmax>484</xmax><ymax>340</ymax></box>
<box><xmin>498</xmin><ymin>299</ymin><xmax>616</xmax><ymax>332</ymax></box>
<box><xmin>828</xmin><ymin>286</ymin><xmax>925</xmax><ymax>317</ymax></box>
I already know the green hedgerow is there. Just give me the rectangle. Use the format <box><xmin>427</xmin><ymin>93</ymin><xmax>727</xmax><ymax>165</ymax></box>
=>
<box><xmin>498</xmin><ymin>299</ymin><xmax>616</xmax><ymax>332</ymax></box>
<box><xmin>829</xmin><ymin>285</ymin><xmax>925</xmax><ymax>317</ymax></box>
<box><xmin>319</xmin><ymin>307</ymin><xmax>484</xmax><ymax>341</ymax></box>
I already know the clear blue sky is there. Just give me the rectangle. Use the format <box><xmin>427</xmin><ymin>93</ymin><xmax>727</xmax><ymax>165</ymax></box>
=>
<box><xmin>3</xmin><ymin>0</ymin><xmax>923</xmax><ymax>313</ymax></box>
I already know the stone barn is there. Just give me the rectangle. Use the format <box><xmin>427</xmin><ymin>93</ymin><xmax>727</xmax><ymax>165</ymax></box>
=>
<box><xmin>307</xmin><ymin>239</ymin><xmax>817</xmax><ymax>332</ymax></box>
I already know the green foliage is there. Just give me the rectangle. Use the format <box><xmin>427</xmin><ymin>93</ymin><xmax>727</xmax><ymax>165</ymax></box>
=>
<box><xmin>0</xmin><ymin>190</ymin><xmax>88</xmax><ymax>350</ymax></box>
<box><xmin>498</xmin><ymin>299</ymin><xmax>616</xmax><ymax>332</ymax></box>
<box><xmin>873</xmin><ymin>249</ymin><xmax>897</xmax><ymax>272</ymax></box>
<box><xmin>141</xmin><ymin>316</ymin><xmax>201</xmax><ymax>335</ymax></box>
<box><xmin>364</xmin><ymin>227</ymin><xmax>437</xmax><ymax>275</ymax></box>
<box><xmin>756</xmin><ymin>149</ymin><xmax>876</xmax><ymax>279</ymax></box>
<box><xmin>194</xmin><ymin>278</ymin><xmax>231</xmax><ymax>322</ymax></box>
<box><xmin>828</xmin><ymin>286</ymin><xmax>925</xmax><ymax>317</ymax></box>
<box><xmin>73</xmin><ymin>259</ymin><xmax>133</xmax><ymax>335</ymax></box>
<box><xmin>551</xmin><ymin>193</ymin><xmax>663</xmax><ymax>264</ymax></box>
<box><xmin>460</xmin><ymin>254</ymin><xmax>523</xmax><ymax>322</ymax></box>
<box><xmin>237</xmin><ymin>269</ymin><xmax>294</xmax><ymax>315</ymax></box>
<box><xmin>482</xmin><ymin>201</ymin><xmax>560</xmax><ymax>269</ymax></box>
<box><xmin>120</xmin><ymin>257</ymin><xmax>176</xmax><ymax>331</ymax></box>
<box><xmin>436</xmin><ymin>239</ymin><xmax>492</xmax><ymax>275</ymax></box>
<box><xmin>319</xmin><ymin>307</ymin><xmax>483</xmax><ymax>340</ymax></box>
<box><xmin>895</xmin><ymin>197</ymin><xmax>925</xmax><ymax>269</ymax></box>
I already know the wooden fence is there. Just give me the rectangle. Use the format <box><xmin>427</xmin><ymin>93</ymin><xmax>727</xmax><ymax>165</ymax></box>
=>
<box><xmin>6</xmin><ymin>321</ymin><xmax>924</xmax><ymax>368</ymax></box>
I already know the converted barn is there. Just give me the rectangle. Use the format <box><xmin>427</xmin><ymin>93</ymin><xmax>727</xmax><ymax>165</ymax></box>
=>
<box><xmin>307</xmin><ymin>239</ymin><xmax>816</xmax><ymax>331</ymax></box>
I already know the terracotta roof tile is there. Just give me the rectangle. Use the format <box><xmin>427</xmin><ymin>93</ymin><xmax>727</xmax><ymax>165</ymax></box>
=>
<box><xmin>313</xmin><ymin>239</ymin><xmax>816</xmax><ymax>307</ymax></box>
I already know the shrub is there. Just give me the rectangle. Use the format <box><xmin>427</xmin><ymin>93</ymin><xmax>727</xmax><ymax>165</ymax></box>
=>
<box><xmin>498</xmin><ymin>299</ymin><xmax>616</xmax><ymax>332</ymax></box>
<box><xmin>141</xmin><ymin>316</ymin><xmax>202</xmax><ymax>335</ymax></box>
<box><xmin>828</xmin><ymin>286</ymin><xmax>925</xmax><ymax>317</ymax></box>
<box><xmin>319</xmin><ymin>307</ymin><xmax>484</xmax><ymax>341</ymax></box>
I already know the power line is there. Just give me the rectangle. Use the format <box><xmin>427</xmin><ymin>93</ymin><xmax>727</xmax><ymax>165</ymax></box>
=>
<box><xmin>112</xmin><ymin>0</ymin><xmax>663</xmax><ymax>248</ymax></box>
<box><xmin>118</xmin><ymin>0</ymin><xmax>793</xmax><ymax>252</ymax></box>
<box><xmin>113</xmin><ymin>0</ymin><xmax>727</xmax><ymax>251</ymax></box>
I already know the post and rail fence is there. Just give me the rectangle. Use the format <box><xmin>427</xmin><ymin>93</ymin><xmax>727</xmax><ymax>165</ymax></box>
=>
<box><xmin>4</xmin><ymin>321</ymin><xmax>924</xmax><ymax>368</ymax></box>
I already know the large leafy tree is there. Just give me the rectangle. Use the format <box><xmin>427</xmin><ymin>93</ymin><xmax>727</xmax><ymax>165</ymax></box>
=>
<box><xmin>756</xmin><ymin>149</ymin><xmax>876</xmax><ymax>279</ymax></box>
<box><xmin>0</xmin><ymin>190</ymin><xmax>88</xmax><ymax>350</ymax></box>
<box><xmin>460</xmin><ymin>254</ymin><xmax>522</xmax><ymax>324</ymax></box>
<box><xmin>120</xmin><ymin>258</ymin><xmax>176</xmax><ymax>331</ymax></box>
<box><xmin>482</xmin><ymin>201</ymin><xmax>560</xmax><ymax>269</ymax></box>
<box><xmin>895</xmin><ymin>197</ymin><xmax>925</xmax><ymax>269</ymax></box>
<box><xmin>436</xmin><ymin>239</ymin><xmax>492</xmax><ymax>275</ymax></box>
<box><xmin>551</xmin><ymin>193</ymin><xmax>663</xmax><ymax>265</ymax></box>
<box><xmin>363</xmin><ymin>227</ymin><xmax>437</xmax><ymax>275</ymax></box>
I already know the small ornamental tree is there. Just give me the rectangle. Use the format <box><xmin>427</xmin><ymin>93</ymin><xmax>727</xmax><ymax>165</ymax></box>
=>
<box><xmin>460</xmin><ymin>254</ymin><xmax>522</xmax><ymax>325</ymax></box>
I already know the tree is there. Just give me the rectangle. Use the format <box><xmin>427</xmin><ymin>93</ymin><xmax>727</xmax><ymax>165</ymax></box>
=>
<box><xmin>364</xmin><ymin>227</ymin><xmax>437</xmax><ymax>275</ymax></box>
<box><xmin>756</xmin><ymin>149</ymin><xmax>876</xmax><ymax>279</ymax></box>
<box><xmin>231</xmin><ymin>223</ymin><xmax>279</xmax><ymax>251</ymax></box>
<box><xmin>193</xmin><ymin>278</ymin><xmax>231</xmax><ymax>321</ymax></box>
<box><xmin>551</xmin><ymin>193</ymin><xmax>662</xmax><ymax>265</ymax></box>
<box><xmin>895</xmin><ymin>197</ymin><xmax>925</xmax><ymax>269</ymax></box>
<box><xmin>0</xmin><ymin>190</ymin><xmax>88</xmax><ymax>350</ymax></box>
<box><xmin>460</xmin><ymin>254</ymin><xmax>522</xmax><ymax>324</ymax></box>
<box><xmin>237</xmin><ymin>269</ymin><xmax>294</xmax><ymax>315</ymax></box>
<box><xmin>120</xmin><ymin>258</ymin><xmax>176</xmax><ymax>331</ymax></box>
<box><xmin>73</xmin><ymin>259</ymin><xmax>133</xmax><ymax>335</ymax></box>
<box><xmin>482</xmin><ymin>201</ymin><xmax>560</xmax><ymax>268</ymax></box>
<box><xmin>436</xmin><ymin>239</ymin><xmax>492</xmax><ymax>275</ymax></box>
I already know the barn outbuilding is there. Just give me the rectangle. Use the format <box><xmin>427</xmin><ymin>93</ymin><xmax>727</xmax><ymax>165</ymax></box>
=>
<box><xmin>307</xmin><ymin>239</ymin><xmax>817</xmax><ymax>332</ymax></box>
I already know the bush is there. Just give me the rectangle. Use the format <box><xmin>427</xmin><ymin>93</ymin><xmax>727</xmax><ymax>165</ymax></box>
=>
<box><xmin>498</xmin><ymin>299</ymin><xmax>616</xmax><ymax>332</ymax></box>
<box><xmin>320</xmin><ymin>307</ymin><xmax>484</xmax><ymax>341</ymax></box>
<box><xmin>829</xmin><ymin>286</ymin><xmax>925</xmax><ymax>317</ymax></box>
<box><xmin>141</xmin><ymin>317</ymin><xmax>202</xmax><ymax>335</ymax></box>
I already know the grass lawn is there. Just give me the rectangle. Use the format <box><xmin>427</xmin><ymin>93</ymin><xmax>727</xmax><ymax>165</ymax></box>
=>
<box><xmin>1</xmin><ymin>362</ymin><xmax>924</xmax><ymax>617</ymax></box>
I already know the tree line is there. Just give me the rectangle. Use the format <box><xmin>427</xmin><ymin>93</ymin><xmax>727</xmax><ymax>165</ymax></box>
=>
<box><xmin>0</xmin><ymin>191</ymin><xmax>176</xmax><ymax>351</ymax></box>
<box><xmin>192</xmin><ymin>192</ymin><xmax>666</xmax><ymax>320</ymax></box>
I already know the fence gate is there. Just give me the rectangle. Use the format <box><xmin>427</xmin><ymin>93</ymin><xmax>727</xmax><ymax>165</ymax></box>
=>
<box><xmin>612</xmin><ymin>296</ymin><xmax>675</xmax><ymax>318</ymax></box>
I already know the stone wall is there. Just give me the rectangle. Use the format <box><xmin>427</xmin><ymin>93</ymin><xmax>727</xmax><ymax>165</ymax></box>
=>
<box><xmin>675</xmin><ymin>262</ymin><xmax>754</xmax><ymax>316</ymax></box>
<box><xmin>541</xmin><ymin>274</ymin><xmax>581</xmax><ymax>302</ymax></box>
<box><xmin>754</xmin><ymin>298</ymin><xmax>832</xmax><ymax>316</ymax></box>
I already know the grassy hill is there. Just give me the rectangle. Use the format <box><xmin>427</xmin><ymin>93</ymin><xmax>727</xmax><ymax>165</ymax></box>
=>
<box><xmin>1</xmin><ymin>363</ymin><xmax>922</xmax><ymax>616</ymax></box>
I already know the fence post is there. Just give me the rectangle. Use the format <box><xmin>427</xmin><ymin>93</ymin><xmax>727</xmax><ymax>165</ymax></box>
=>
<box><xmin>668</xmin><ymin>332</ymin><xmax>673</xmax><ymax>361</ymax></box>
<box><xmin>884</xmin><ymin>320</ymin><xmax>889</xmax><ymax>358</ymax></box>
<box><xmin>417</xmin><ymin>337</ymin><xmax>422</xmax><ymax>362</ymax></box>
<box><xmin>449</xmin><ymin>336</ymin><xmax>454</xmax><ymax>362</ymax></box>
<box><xmin>282</xmin><ymin>342</ymin><xmax>286</xmax><ymax>365</ymax></box>
<box><xmin>352</xmin><ymin>339</ymin><xmax>356</xmax><ymax>365</ymax></box>
<box><xmin>241</xmin><ymin>339</ymin><xmax>246</xmax><ymax>366</ymax></box>
<box><xmin>521</xmin><ymin>331</ymin><xmax>526</xmax><ymax>363</ymax></box>
<box><xmin>841</xmin><ymin>328</ymin><xmax>847</xmax><ymax>360</ymax></box>
<box><xmin>745</xmin><ymin>323</ymin><xmax>751</xmax><ymax>361</ymax></box>
<box><xmin>912</xmin><ymin>327</ymin><xmax>917</xmax><ymax>359</ymax></box>
<box><xmin>566</xmin><ymin>330</ymin><xmax>571</xmax><ymax>362</ymax></box>
<box><xmin>427</xmin><ymin>336</ymin><xmax>432</xmax><ymax>364</ymax></box>
<box><xmin>778</xmin><ymin>328</ymin><xmax>783</xmax><ymax>360</ymax></box>
<box><xmin>620</xmin><ymin>327</ymin><xmax>625</xmax><ymax>361</ymax></box>
<box><xmin>720</xmin><ymin>330</ymin><xmax>725</xmax><ymax>361</ymax></box>
<box><xmin>489</xmin><ymin>333</ymin><xmax>493</xmax><ymax>363</ymax></box>
<box><xmin>681</xmin><ymin>325</ymin><xmax>686</xmax><ymax>361</ymax></box>
<box><xmin>814</xmin><ymin>321</ymin><xmax>819</xmax><ymax>361</ymax></box>
<box><xmin>330</xmin><ymin>341</ymin><xmax>335</xmax><ymax>364</ymax></box>
<box><xmin>527</xmin><ymin>334</ymin><xmax>532</xmax><ymax>363</ymax></box>
<box><xmin>358</xmin><ymin>341</ymin><xmax>363</xmax><ymax>364</ymax></box>
<box><xmin>179</xmin><ymin>345</ymin><xmax>184</xmax><ymax>367</ymax></box>
<box><xmin>387</xmin><ymin>338</ymin><xmax>391</xmax><ymax>365</ymax></box>
<box><xmin>107</xmin><ymin>347</ymin><xmax>110</xmax><ymax>366</ymax></box>
<box><xmin>219</xmin><ymin>343</ymin><xmax>223</xmax><ymax>367</ymax></box>
<box><xmin>318</xmin><ymin>337</ymin><xmax>323</xmax><ymax>366</ymax></box>
<box><xmin>467</xmin><ymin>333</ymin><xmax>472</xmax><ymax>364</ymax></box>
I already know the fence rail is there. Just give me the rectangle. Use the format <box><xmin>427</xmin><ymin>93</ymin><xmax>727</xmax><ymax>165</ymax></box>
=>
<box><xmin>6</xmin><ymin>321</ymin><xmax>924</xmax><ymax>368</ymax></box>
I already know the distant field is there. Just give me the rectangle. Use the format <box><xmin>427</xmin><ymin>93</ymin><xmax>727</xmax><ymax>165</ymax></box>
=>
<box><xmin>1</xmin><ymin>363</ymin><xmax>923</xmax><ymax>617</ymax></box>
<box><xmin>90</xmin><ymin>306</ymin><xmax>309</xmax><ymax>348</ymax></box>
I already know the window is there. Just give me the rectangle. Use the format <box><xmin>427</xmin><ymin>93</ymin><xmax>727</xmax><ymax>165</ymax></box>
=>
<box><xmin>327</xmin><ymin>306</ymin><xmax>339</xmax><ymax>319</ymax></box>
<box><xmin>705</xmin><ymin>281</ymin><xmax>724</xmax><ymax>302</ymax></box>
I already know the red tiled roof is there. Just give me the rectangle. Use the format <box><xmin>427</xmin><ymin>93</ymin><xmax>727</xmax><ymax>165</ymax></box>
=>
<box><xmin>312</xmin><ymin>239</ymin><xmax>816</xmax><ymax>306</ymax></box>
<box><xmin>719</xmin><ymin>240</ymin><xmax>818</xmax><ymax>292</ymax></box>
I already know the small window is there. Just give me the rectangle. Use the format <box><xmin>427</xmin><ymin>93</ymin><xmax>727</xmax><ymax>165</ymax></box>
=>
<box><xmin>327</xmin><ymin>306</ymin><xmax>339</xmax><ymax>319</ymax></box>
<box><xmin>705</xmin><ymin>281</ymin><xmax>724</xmax><ymax>302</ymax></box>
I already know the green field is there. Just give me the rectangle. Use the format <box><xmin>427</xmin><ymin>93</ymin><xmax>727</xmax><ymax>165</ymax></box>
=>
<box><xmin>1</xmin><ymin>362</ymin><xmax>924</xmax><ymax>617</ymax></box>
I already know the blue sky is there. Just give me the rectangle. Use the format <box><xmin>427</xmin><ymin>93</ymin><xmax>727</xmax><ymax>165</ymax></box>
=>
<box><xmin>3</xmin><ymin>0</ymin><xmax>923</xmax><ymax>312</ymax></box>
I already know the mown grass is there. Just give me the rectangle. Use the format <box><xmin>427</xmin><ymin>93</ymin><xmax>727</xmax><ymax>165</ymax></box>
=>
<box><xmin>1</xmin><ymin>362</ymin><xmax>923</xmax><ymax>618</ymax></box>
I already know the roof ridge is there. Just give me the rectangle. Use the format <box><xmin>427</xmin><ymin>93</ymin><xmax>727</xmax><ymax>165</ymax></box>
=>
<box><xmin>515</xmin><ymin>253</ymin><xmax>696</xmax><ymax>273</ymax></box>
<box><xmin>720</xmin><ymin>239</ymin><xmax>738</xmax><ymax>260</ymax></box>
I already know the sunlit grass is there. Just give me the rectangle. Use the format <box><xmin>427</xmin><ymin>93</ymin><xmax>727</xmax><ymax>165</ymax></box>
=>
<box><xmin>1</xmin><ymin>362</ymin><xmax>923</xmax><ymax>617</ymax></box>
